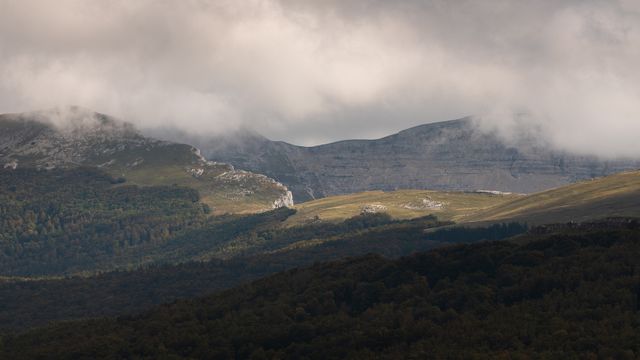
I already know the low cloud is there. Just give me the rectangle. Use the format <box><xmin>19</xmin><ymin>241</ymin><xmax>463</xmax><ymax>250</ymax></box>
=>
<box><xmin>1</xmin><ymin>0</ymin><xmax>639</xmax><ymax>157</ymax></box>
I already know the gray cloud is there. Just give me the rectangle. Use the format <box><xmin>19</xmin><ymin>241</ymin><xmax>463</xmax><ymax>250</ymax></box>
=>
<box><xmin>1</xmin><ymin>0</ymin><xmax>639</xmax><ymax>157</ymax></box>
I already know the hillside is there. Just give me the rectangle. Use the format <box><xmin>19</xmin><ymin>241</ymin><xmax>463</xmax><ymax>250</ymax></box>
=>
<box><xmin>0</xmin><ymin>214</ymin><xmax>528</xmax><ymax>330</ymax></box>
<box><xmin>174</xmin><ymin>119</ymin><xmax>640</xmax><ymax>202</ymax></box>
<box><xmin>3</xmin><ymin>219</ymin><xmax>638</xmax><ymax>359</ymax></box>
<box><xmin>286</xmin><ymin>189</ymin><xmax>521</xmax><ymax>226</ymax></box>
<box><xmin>0</xmin><ymin>163</ymin><xmax>309</xmax><ymax>277</ymax></box>
<box><xmin>0</xmin><ymin>107</ymin><xmax>292</xmax><ymax>214</ymax></box>
<box><xmin>0</xmin><ymin>167</ymin><xmax>211</xmax><ymax>275</ymax></box>
<box><xmin>466</xmin><ymin>170</ymin><xmax>640</xmax><ymax>225</ymax></box>
<box><xmin>3</xmin><ymin>164</ymin><xmax>636</xmax><ymax>277</ymax></box>
<box><xmin>280</xmin><ymin>170</ymin><xmax>640</xmax><ymax>227</ymax></box>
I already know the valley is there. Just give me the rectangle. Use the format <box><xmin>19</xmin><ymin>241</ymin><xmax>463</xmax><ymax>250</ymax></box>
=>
<box><xmin>0</xmin><ymin>109</ymin><xmax>638</xmax><ymax>359</ymax></box>
<box><xmin>3</xmin><ymin>3</ymin><xmax>639</xmax><ymax>357</ymax></box>
<box><xmin>0</xmin><ymin>168</ymin><xmax>638</xmax><ymax>333</ymax></box>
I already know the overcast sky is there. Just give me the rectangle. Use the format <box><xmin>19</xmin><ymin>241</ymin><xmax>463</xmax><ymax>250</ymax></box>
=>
<box><xmin>1</xmin><ymin>0</ymin><xmax>639</xmax><ymax>156</ymax></box>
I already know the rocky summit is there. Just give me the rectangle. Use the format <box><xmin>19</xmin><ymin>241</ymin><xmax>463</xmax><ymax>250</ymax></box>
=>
<box><xmin>182</xmin><ymin>118</ymin><xmax>640</xmax><ymax>202</ymax></box>
<box><xmin>0</xmin><ymin>107</ymin><xmax>293</xmax><ymax>213</ymax></box>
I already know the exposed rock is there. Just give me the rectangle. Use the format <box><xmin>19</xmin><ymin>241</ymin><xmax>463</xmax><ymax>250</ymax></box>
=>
<box><xmin>127</xmin><ymin>158</ymin><xmax>144</xmax><ymax>168</ymax></box>
<box><xmin>97</xmin><ymin>159</ymin><xmax>116</xmax><ymax>168</ymax></box>
<box><xmin>475</xmin><ymin>190</ymin><xmax>514</xmax><ymax>195</ymax></box>
<box><xmin>402</xmin><ymin>197</ymin><xmax>445</xmax><ymax>210</ymax></box>
<box><xmin>0</xmin><ymin>107</ymin><xmax>157</xmax><ymax>168</ymax></box>
<box><xmin>178</xmin><ymin>118</ymin><xmax>640</xmax><ymax>202</ymax></box>
<box><xmin>189</xmin><ymin>168</ymin><xmax>205</xmax><ymax>177</ymax></box>
<box><xmin>361</xmin><ymin>204</ymin><xmax>388</xmax><ymax>214</ymax></box>
<box><xmin>3</xmin><ymin>160</ymin><xmax>17</xmax><ymax>170</ymax></box>
<box><xmin>273</xmin><ymin>190</ymin><xmax>294</xmax><ymax>208</ymax></box>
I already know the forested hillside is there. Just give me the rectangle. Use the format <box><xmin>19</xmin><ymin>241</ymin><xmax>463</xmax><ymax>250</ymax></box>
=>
<box><xmin>0</xmin><ymin>163</ymin><xmax>527</xmax><ymax>279</ymax></box>
<box><xmin>2</xmin><ymin>219</ymin><xmax>637</xmax><ymax>359</ymax></box>
<box><xmin>0</xmin><ymin>218</ymin><xmax>525</xmax><ymax>330</ymax></box>
<box><xmin>0</xmin><ymin>167</ymin><xmax>208</xmax><ymax>275</ymax></box>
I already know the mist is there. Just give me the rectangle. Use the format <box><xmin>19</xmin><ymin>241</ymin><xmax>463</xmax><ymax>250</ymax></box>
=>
<box><xmin>1</xmin><ymin>0</ymin><xmax>639</xmax><ymax>157</ymax></box>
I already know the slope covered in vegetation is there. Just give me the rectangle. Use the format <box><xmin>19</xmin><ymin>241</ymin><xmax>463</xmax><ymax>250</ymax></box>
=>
<box><xmin>2</xmin><ymin>219</ymin><xmax>638</xmax><ymax>359</ymax></box>
<box><xmin>287</xmin><ymin>170</ymin><xmax>640</xmax><ymax>227</ymax></box>
<box><xmin>285</xmin><ymin>189</ymin><xmax>519</xmax><ymax>225</ymax></box>
<box><xmin>0</xmin><ymin>217</ymin><xmax>525</xmax><ymax>330</ymax></box>
<box><xmin>466</xmin><ymin>170</ymin><xmax>640</xmax><ymax>225</ymax></box>
<box><xmin>0</xmin><ymin>108</ymin><xmax>293</xmax><ymax>214</ymax></box>
<box><xmin>0</xmin><ymin>167</ymin><xmax>209</xmax><ymax>275</ymax></box>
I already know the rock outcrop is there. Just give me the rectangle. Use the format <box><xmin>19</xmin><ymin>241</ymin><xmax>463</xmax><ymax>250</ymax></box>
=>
<box><xmin>273</xmin><ymin>190</ymin><xmax>294</xmax><ymax>209</ymax></box>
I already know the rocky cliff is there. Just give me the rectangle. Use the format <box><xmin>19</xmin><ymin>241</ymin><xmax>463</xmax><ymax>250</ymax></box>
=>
<box><xmin>183</xmin><ymin>118</ymin><xmax>640</xmax><ymax>202</ymax></box>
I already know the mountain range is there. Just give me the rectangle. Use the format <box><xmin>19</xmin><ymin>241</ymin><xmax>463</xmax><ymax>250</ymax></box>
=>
<box><xmin>172</xmin><ymin>118</ymin><xmax>640</xmax><ymax>202</ymax></box>
<box><xmin>1</xmin><ymin>108</ymin><xmax>639</xmax><ymax>357</ymax></box>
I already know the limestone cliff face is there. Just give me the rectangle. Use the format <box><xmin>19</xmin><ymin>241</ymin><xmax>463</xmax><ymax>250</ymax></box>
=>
<box><xmin>192</xmin><ymin>118</ymin><xmax>640</xmax><ymax>202</ymax></box>
<box><xmin>273</xmin><ymin>190</ymin><xmax>294</xmax><ymax>209</ymax></box>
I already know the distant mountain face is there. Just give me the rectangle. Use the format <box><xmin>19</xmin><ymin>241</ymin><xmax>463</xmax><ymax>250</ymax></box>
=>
<box><xmin>0</xmin><ymin>107</ymin><xmax>293</xmax><ymax>213</ymax></box>
<box><xmin>180</xmin><ymin>118</ymin><xmax>640</xmax><ymax>202</ymax></box>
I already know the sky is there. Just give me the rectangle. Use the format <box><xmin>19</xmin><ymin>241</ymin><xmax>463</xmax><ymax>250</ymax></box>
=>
<box><xmin>1</xmin><ymin>0</ymin><xmax>640</xmax><ymax>157</ymax></box>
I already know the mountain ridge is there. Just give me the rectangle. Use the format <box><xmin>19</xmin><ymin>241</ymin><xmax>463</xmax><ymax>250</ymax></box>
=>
<box><xmin>0</xmin><ymin>107</ymin><xmax>293</xmax><ymax>214</ymax></box>
<box><xmin>167</xmin><ymin>118</ymin><xmax>640</xmax><ymax>202</ymax></box>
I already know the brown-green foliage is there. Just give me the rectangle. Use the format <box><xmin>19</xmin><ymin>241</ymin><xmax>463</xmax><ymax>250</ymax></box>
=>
<box><xmin>0</xmin><ymin>167</ymin><xmax>208</xmax><ymax>275</ymax></box>
<box><xmin>2</xmin><ymin>219</ymin><xmax>637</xmax><ymax>359</ymax></box>
<box><xmin>5</xmin><ymin>215</ymin><xmax>501</xmax><ymax>330</ymax></box>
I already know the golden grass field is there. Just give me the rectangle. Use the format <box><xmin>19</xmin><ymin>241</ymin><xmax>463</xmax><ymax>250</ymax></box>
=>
<box><xmin>464</xmin><ymin>170</ymin><xmax>640</xmax><ymax>225</ymax></box>
<box><xmin>285</xmin><ymin>189</ymin><xmax>522</xmax><ymax>226</ymax></box>
<box><xmin>285</xmin><ymin>170</ymin><xmax>640</xmax><ymax>226</ymax></box>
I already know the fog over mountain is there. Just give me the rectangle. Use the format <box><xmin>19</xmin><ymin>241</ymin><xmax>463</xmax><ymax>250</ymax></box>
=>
<box><xmin>2</xmin><ymin>1</ymin><xmax>640</xmax><ymax>157</ymax></box>
<box><xmin>159</xmin><ymin>118</ymin><xmax>640</xmax><ymax>202</ymax></box>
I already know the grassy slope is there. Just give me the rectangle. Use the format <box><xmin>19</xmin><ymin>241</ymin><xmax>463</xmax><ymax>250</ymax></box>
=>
<box><xmin>286</xmin><ymin>189</ymin><xmax>521</xmax><ymax>226</ymax></box>
<box><xmin>93</xmin><ymin>143</ymin><xmax>286</xmax><ymax>215</ymax></box>
<box><xmin>465</xmin><ymin>170</ymin><xmax>640</xmax><ymax>225</ymax></box>
<box><xmin>286</xmin><ymin>170</ymin><xmax>640</xmax><ymax>228</ymax></box>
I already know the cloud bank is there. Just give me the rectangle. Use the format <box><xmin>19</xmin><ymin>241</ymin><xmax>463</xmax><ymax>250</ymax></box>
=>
<box><xmin>1</xmin><ymin>0</ymin><xmax>639</xmax><ymax>156</ymax></box>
